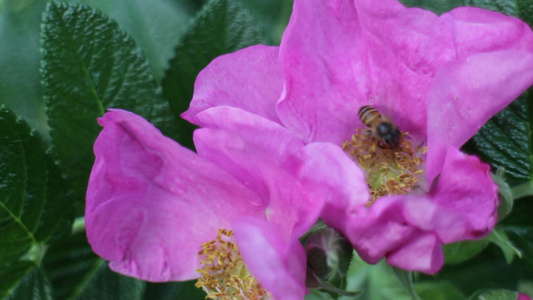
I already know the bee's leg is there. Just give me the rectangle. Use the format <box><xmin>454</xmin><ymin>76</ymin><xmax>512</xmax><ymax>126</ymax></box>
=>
<box><xmin>363</xmin><ymin>129</ymin><xmax>372</xmax><ymax>137</ymax></box>
<box><xmin>377</xmin><ymin>141</ymin><xmax>390</xmax><ymax>149</ymax></box>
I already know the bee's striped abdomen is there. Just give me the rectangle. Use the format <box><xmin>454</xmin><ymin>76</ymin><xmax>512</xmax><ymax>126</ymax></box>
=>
<box><xmin>358</xmin><ymin>105</ymin><xmax>383</xmax><ymax>128</ymax></box>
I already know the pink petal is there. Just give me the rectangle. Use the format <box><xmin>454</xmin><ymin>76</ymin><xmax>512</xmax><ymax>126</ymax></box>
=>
<box><xmin>297</xmin><ymin>143</ymin><xmax>369</xmax><ymax>231</ymax></box>
<box><xmin>345</xmin><ymin>197</ymin><xmax>415</xmax><ymax>264</ymax></box>
<box><xmin>429</xmin><ymin>146</ymin><xmax>498</xmax><ymax>240</ymax></box>
<box><xmin>86</xmin><ymin>109</ymin><xmax>264</xmax><ymax>282</ymax></box>
<box><xmin>518</xmin><ymin>293</ymin><xmax>532</xmax><ymax>300</ymax></box>
<box><xmin>277</xmin><ymin>0</ymin><xmax>455</xmax><ymax>144</ymax></box>
<box><xmin>427</xmin><ymin>50</ymin><xmax>533</xmax><ymax>182</ymax></box>
<box><xmin>344</xmin><ymin>195</ymin><xmax>457</xmax><ymax>272</ymax></box>
<box><xmin>192</xmin><ymin>106</ymin><xmax>325</xmax><ymax>237</ymax></box>
<box><xmin>441</xmin><ymin>7</ymin><xmax>533</xmax><ymax>59</ymax></box>
<box><xmin>233</xmin><ymin>216</ymin><xmax>307</xmax><ymax>300</ymax></box>
<box><xmin>182</xmin><ymin>45</ymin><xmax>283</xmax><ymax>126</ymax></box>
<box><xmin>386</xmin><ymin>233</ymin><xmax>444</xmax><ymax>274</ymax></box>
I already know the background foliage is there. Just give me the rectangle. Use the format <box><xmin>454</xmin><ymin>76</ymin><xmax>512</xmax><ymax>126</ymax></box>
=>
<box><xmin>0</xmin><ymin>0</ymin><xmax>531</xmax><ymax>299</ymax></box>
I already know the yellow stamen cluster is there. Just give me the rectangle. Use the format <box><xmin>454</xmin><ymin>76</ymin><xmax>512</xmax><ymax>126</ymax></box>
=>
<box><xmin>342</xmin><ymin>129</ymin><xmax>426</xmax><ymax>205</ymax></box>
<box><xmin>196</xmin><ymin>229</ymin><xmax>268</xmax><ymax>300</ymax></box>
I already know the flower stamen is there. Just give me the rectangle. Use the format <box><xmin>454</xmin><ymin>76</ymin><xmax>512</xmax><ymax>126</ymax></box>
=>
<box><xmin>196</xmin><ymin>229</ymin><xmax>269</xmax><ymax>300</ymax></box>
<box><xmin>342</xmin><ymin>129</ymin><xmax>426</xmax><ymax>205</ymax></box>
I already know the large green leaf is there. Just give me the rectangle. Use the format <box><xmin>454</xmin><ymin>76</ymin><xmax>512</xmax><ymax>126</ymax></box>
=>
<box><xmin>0</xmin><ymin>106</ymin><xmax>47</xmax><ymax>298</ymax></box>
<box><xmin>43</xmin><ymin>230</ymin><xmax>207</xmax><ymax>300</ymax></box>
<box><xmin>41</xmin><ymin>2</ymin><xmax>178</xmax><ymax>214</ymax></box>
<box><xmin>61</xmin><ymin>0</ymin><xmax>199</xmax><ymax>83</ymax></box>
<box><xmin>76</xmin><ymin>262</ymin><xmax>145</xmax><ymax>300</ymax></box>
<box><xmin>237</xmin><ymin>0</ymin><xmax>293</xmax><ymax>44</ymax></box>
<box><xmin>162</xmin><ymin>0</ymin><xmax>265</xmax><ymax>149</ymax></box>
<box><xmin>473</xmin><ymin>95</ymin><xmax>533</xmax><ymax>187</ymax></box>
<box><xmin>400</xmin><ymin>0</ymin><xmax>463</xmax><ymax>14</ymax></box>
<box><xmin>43</xmin><ymin>231</ymin><xmax>102</xmax><ymax>300</ymax></box>
<box><xmin>6</xmin><ymin>268</ymin><xmax>53</xmax><ymax>300</ymax></box>
<box><xmin>0</xmin><ymin>0</ymin><xmax>49</xmax><ymax>137</ymax></box>
<box><xmin>33</xmin><ymin>152</ymin><xmax>74</xmax><ymax>243</ymax></box>
<box><xmin>143</xmin><ymin>281</ymin><xmax>206</xmax><ymax>300</ymax></box>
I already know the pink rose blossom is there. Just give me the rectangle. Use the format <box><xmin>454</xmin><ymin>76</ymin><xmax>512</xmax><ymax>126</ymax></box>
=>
<box><xmin>86</xmin><ymin>109</ymin><xmax>362</xmax><ymax>299</ymax></box>
<box><xmin>183</xmin><ymin>0</ymin><xmax>533</xmax><ymax>273</ymax></box>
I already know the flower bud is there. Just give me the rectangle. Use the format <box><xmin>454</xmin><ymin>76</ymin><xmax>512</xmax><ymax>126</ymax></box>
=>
<box><xmin>305</xmin><ymin>227</ymin><xmax>353</xmax><ymax>289</ymax></box>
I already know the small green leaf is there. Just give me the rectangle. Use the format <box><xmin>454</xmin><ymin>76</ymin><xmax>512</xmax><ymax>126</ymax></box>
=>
<box><xmin>41</xmin><ymin>2</ymin><xmax>177</xmax><ymax>215</ymax></box>
<box><xmin>468</xmin><ymin>289</ymin><xmax>518</xmax><ymax>300</ymax></box>
<box><xmin>487</xmin><ymin>228</ymin><xmax>522</xmax><ymax>264</ymax></box>
<box><xmin>443</xmin><ymin>239</ymin><xmax>490</xmax><ymax>265</ymax></box>
<box><xmin>392</xmin><ymin>268</ymin><xmax>421</xmax><ymax>300</ymax></box>
<box><xmin>162</xmin><ymin>0</ymin><xmax>265</xmax><ymax>149</ymax></box>
<box><xmin>492</xmin><ymin>168</ymin><xmax>514</xmax><ymax>221</ymax></box>
<box><xmin>338</xmin><ymin>255</ymin><xmax>414</xmax><ymax>300</ymax></box>
<box><xmin>499</xmin><ymin>198</ymin><xmax>533</xmax><ymax>270</ymax></box>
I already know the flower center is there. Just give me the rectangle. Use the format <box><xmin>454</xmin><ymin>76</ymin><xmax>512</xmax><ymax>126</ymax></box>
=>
<box><xmin>195</xmin><ymin>229</ymin><xmax>269</xmax><ymax>300</ymax></box>
<box><xmin>342</xmin><ymin>129</ymin><xmax>426</xmax><ymax>205</ymax></box>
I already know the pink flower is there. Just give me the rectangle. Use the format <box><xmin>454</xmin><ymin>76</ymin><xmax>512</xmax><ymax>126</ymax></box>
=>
<box><xmin>519</xmin><ymin>293</ymin><xmax>532</xmax><ymax>300</ymax></box>
<box><xmin>183</xmin><ymin>0</ymin><xmax>533</xmax><ymax>273</ymax></box>
<box><xmin>86</xmin><ymin>109</ymin><xmax>361</xmax><ymax>299</ymax></box>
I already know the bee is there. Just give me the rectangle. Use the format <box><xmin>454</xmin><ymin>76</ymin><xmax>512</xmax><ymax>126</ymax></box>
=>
<box><xmin>358</xmin><ymin>105</ymin><xmax>401</xmax><ymax>149</ymax></box>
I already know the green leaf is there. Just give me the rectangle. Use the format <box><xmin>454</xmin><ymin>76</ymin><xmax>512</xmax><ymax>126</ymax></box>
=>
<box><xmin>468</xmin><ymin>289</ymin><xmax>519</xmax><ymax>300</ymax></box>
<box><xmin>33</xmin><ymin>152</ymin><xmax>74</xmax><ymax>243</ymax></box>
<box><xmin>237</xmin><ymin>0</ymin><xmax>293</xmax><ymax>44</ymax></box>
<box><xmin>0</xmin><ymin>106</ymin><xmax>49</xmax><ymax>298</ymax></box>
<box><xmin>162</xmin><ymin>0</ymin><xmax>265</xmax><ymax>149</ymax></box>
<box><xmin>399</xmin><ymin>0</ymin><xmax>464</xmax><ymax>14</ymax></box>
<box><xmin>60</xmin><ymin>0</ymin><xmax>199</xmax><ymax>83</ymax></box>
<box><xmin>444</xmin><ymin>226</ymin><xmax>521</xmax><ymax>266</ymax></box>
<box><xmin>338</xmin><ymin>255</ymin><xmax>414</xmax><ymax>300</ymax></box>
<box><xmin>473</xmin><ymin>95</ymin><xmax>533</xmax><ymax>188</ymax></box>
<box><xmin>415</xmin><ymin>281</ymin><xmax>465</xmax><ymax>300</ymax></box>
<box><xmin>443</xmin><ymin>239</ymin><xmax>490</xmax><ymax>265</ymax></box>
<box><xmin>492</xmin><ymin>169</ymin><xmax>514</xmax><ymax>221</ymax></box>
<box><xmin>0</xmin><ymin>0</ymin><xmax>49</xmax><ymax>137</ymax></box>
<box><xmin>43</xmin><ymin>231</ymin><xmax>102</xmax><ymax>300</ymax></box>
<box><xmin>500</xmin><ymin>198</ymin><xmax>533</xmax><ymax>270</ymax></box>
<box><xmin>487</xmin><ymin>228</ymin><xmax>522</xmax><ymax>264</ymax></box>
<box><xmin>6</xmin><ymin>267</ymin><xmax>53</xmax><ymax>300</ymax></box>
<box><xmin>41</xmin><ymin>2</ymin><xmax>177</xmax><ymax>215</ymax></box>
<box><xmin>77</xmin><ymin>261</ymin><xmax>145</xmax><ymax>300</ymax></box>
<box><xmin>392</xmin><ymin>268</ymin><xmax>421</xmax><ymax>300</ymax></box>
<box><xmin>143</xmin><ymin>281</ymin><xmax>207</xmax><ymax>300</ymax></box>
<box><xmin>424</xmin><ymin>244</ymin><xmax>523</xmax><ymax>296</ymax></box>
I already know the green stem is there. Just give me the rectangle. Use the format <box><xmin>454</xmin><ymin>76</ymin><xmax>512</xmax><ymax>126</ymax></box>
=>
<box><xmin>71</xmin><ymin>217</ymin><xmax>86</xmax><ymax>235</ymax></box>
<box><xmin>511</xmin><ymin>180</ymin><xmax>533</xmax><ymax>200</ymax></box>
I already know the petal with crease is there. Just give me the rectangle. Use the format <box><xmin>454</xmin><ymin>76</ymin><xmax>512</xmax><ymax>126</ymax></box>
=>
<box><xmin>427</xmin><ymin>51</ymin><xmax>533</xmax><ymax>182</ymax></box>
<box><xmin>86</xmin><ymin>109</ymin><xmax>263</xmax><ymax>282</ymax></box>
